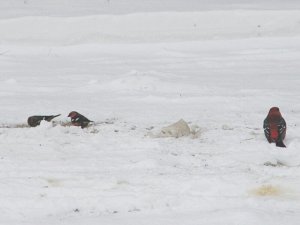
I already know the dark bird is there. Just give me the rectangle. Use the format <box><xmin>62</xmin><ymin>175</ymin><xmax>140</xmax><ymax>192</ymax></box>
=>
<box><xmin>263</xmin><ymin>107</ymin><xmax>286</xmax><ymax>148</ymax></box>
<box><xmin>27</xmin><ymin>114</ymin><xmax>61</xmax><ymax>127</ymax></box>
<box><xmin>68</xmin><ymin>111</ymin><xmax>93</xmax><ymax>128</ymax></box>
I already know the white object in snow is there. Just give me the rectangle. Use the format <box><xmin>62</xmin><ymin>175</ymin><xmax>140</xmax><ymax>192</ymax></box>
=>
<box><xmin>160</xmin><ymin>119</ymin><xmax>191</xmax><ymax>138</ymax></box>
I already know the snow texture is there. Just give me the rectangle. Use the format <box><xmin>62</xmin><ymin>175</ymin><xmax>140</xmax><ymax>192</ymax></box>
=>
<box><xmin>0</xmin><ymin>0</ymin><xmax>300</xmax><ymax>225</ymax></box>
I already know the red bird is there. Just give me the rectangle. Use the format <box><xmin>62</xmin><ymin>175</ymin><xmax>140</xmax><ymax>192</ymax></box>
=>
<box><xmin>68</xmin><ymin>111</ymin><xmax>93</xmax><ymax>128</ymax></box>
<box><xmin>263</xmin><ymin>107</ymin><xmax>286</xmax><ymax>148</ymax></box>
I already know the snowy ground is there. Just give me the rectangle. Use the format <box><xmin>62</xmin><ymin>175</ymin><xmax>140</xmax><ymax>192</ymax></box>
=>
<box><xmin>0</xmin><ymin>1</ymin><xmax>300</xmax><ymax>225</ymax></box>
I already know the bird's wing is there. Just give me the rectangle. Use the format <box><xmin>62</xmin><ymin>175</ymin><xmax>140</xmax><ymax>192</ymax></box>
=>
<box><xmin>263</xmin><ymin>118</ymin><xmax>270</xmax><ymax>137</ymax></box>
<box><xmin>277</xmin><ymin>118</ymin><xmax>286</xmax><ymax>138</ymax></box>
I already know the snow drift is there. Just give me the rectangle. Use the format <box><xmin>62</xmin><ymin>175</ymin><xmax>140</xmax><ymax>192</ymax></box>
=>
<box><xmin>1</xmin><ymin>10</ymin><xmax>300</xmax><ymax>45</ymax></box>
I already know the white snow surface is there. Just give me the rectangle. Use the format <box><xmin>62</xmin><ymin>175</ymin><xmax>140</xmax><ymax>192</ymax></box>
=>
<box><xmin>0</xmin><ymin>1</ymin><xmax>300</xmax><ymax>224</ymax></box>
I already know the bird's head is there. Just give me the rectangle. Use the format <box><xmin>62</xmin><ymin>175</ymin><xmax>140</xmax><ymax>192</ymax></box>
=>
<box><xmin>268</xmin><ymin>107</ymin><xmax>282</xmax><ymax>118</ymax></box>
<box><xmin>68</xmin><ymin>111</ymin><xmax>78</xmax><ymax>118</ymax></box>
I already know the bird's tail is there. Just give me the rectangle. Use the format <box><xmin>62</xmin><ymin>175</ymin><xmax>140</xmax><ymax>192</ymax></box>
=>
<box><xmin>52</xmin><ymin>114</ymin><xmax>61</xmax><ymax>118</ymax></box>
<box><xmin>276</xmin><ymin>140</ymin><xmax>286</xmax><ymax>148</ymax></box>
<box><xmin>45</xmin><ymin>114</ymin><xmax>61</xmax><ymax>121</ymax></box>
